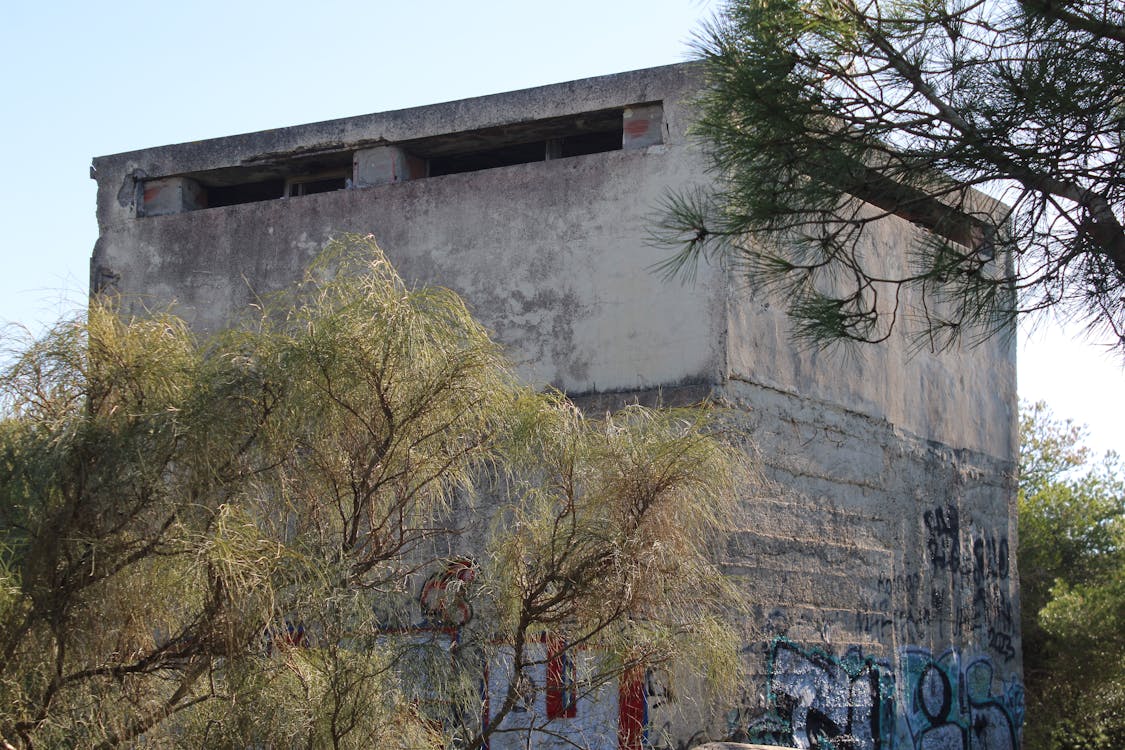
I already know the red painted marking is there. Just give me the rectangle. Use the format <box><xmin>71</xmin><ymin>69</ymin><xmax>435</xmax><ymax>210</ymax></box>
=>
<box><xmin>419</xmin><ymin>558</ymin><xmax>476</xmax><ymax>626</ymax></box>
<box><xmin>546</xmin><ymin>635</ymin><xmax>578</xmax><ymax>719</ymax></box>
<box><xmin>618</xmin><ymin>667</ymin><xmax>645</xmax><ymax>750</ymax></box>
<box><xmin>624</xmin><ymin>119</ymin><xmax>652</xmax><ymax>137</ymax></box>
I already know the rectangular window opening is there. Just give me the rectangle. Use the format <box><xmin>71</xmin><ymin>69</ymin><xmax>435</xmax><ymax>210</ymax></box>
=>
<box><xmin>207</xmin><ymin>179</ymin><xmax>286</xmax><ymax>208</ymax></box>
<box><xmin>559</xmin><ymin>129</ymin><xmax>623</xmax><ymax>158</ymax></box>
<box><xmin>285</xmin><ymin>173</ymin><xmax>349</xmax><ymax>198</ymax></box>
<box><xmin>428</xmin><ymin>141</ymin><xmax>550</xmax><ymax>177</ymax></box>
<box><xmin>139</xmin><ymin>102</ymin><xmax>661</xmax><ymax>217</ymax></box>
<box><xmin>420</xmin><ymin>109</ymin><xmax>627</xmax><ymax>178</ymax></box>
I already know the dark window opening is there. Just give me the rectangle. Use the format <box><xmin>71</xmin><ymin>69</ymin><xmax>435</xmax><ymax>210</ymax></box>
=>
<box><xmin>208</xmin><ymin>179</ymin><xmax>286</xmax><ymax>207</ymax></box>
<box><xmin>418</xmin><ymin>109</ymin><xmax>626</xmax><ymax>178</ymax></box>
<box><xmin>429</xmin><ymin>141</ymin><xmax>551</xmax><ymax>177</ymax></box>
<box><xmin>143</xmin><ymin>150</ymin><xmax>354</xmax><ymax>215</ymax></box>
<box><xmin>140</xmin><ymin>103</ymin><xmax>660</xmax><ymax>217</ymax></box>
<box><xmin>558</xmin><ymin>130</ymin><xmax>623</xmax><ymax>158</ymax></box>
<box><xmin>286</xmin><ymin>174</ymin><xmax>349</xmax><ymax>197</ymax></box>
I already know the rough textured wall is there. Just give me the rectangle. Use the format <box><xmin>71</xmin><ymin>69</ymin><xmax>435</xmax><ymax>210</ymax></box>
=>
<box><xmin>715</xmin><ymin>380</ymin><xmax>1019</xmax><ymax>750</ymax></box>
<box><xmin>723</xmin><ymin>210</ymin><xmax>1017</xmax><ymax>458</ymax></box>
<box><xmin>92</xmin><ymin>146</ymin><xmax>720</xmax><ymax>395</ymax></box>
<box><xmin>90</xmin><ymin>63</ymin><xmax>1019</xmax><ymax>750</ymax></box>
<box><xmin>90</xmin><ymin>65</ymin><xmax>721</xmax><ymax>396</ymax></box>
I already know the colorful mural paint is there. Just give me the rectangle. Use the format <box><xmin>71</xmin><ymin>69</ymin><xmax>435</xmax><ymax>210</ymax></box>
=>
<box><xmin>733</xmin><ymin>640</ymin><xmax>1022</xmax><ymax>750</ymax></box>
<box><xmin>898</xmin><ymin>648</ymin><xmax>1023</xmax><ymax>750</ymax></box>
<box><xmin>734</xmin><ymin>639</ymin><xmax>896</xmax><ymax>750</ymax></box>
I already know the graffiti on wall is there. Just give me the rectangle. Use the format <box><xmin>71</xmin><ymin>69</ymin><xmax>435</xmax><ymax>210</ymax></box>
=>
<box><xmin>405</xmin><ymin>500</ymin><xmax>1022</xmax><ymax>750</ymax></box>
<box><xmin>482</xmin><ymin>643</ymin><xmax>666</xmax><ymax>750</ymax></box>
<box><xmin>419</xmin><ymin>557</ymin><xmax>477</xmax><ymax>626</ymax></box>
<box><xmin>732</xmin><ymin>639</ymin><xmax>896</xmax><ymax>750</ymax></box>
<box><xmin>899</xmin><ymin>648</ymin><xmax>1023</xmax><ymax>750</ymax></box>
<box><xmin>475</xmin><ymin>640</ymin><xmax>1025</xmax><ymax>750</ymax></box>
<box><xmin>730</xmin><ymin>640</ymin><xmax>1022</xmax><ymax>750</ymax></box>
<box><xmin>921</xmin><ymin>505</ymin><xmax>1016</xmax><ymax>660</ymax></box>
<box><xmin>852</xmin><ymin>505</ymin><xmax>1016</xmax><ymax>664</ymax></box>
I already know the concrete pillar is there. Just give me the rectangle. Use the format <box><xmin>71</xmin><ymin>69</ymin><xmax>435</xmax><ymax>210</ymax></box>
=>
<box><xmin>622</xmin><ymin>103</ymin><xmax>663</xmax><ymax>150</ymax></box>
<box><xmin>353</xmin><ymin>146</ymin><xmax>427</xmax><ymax>186</ymax></box>
<box><xmin>141</xmin><ymin>176</ymin><xmax>206</xmax><ymax>216</ymax></box>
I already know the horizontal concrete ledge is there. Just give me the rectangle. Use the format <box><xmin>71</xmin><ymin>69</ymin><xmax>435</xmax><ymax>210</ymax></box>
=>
<box><xmin>92</xmin><ymin>63</ymin><xmax>701</xmax><ymax>178</ymax></box>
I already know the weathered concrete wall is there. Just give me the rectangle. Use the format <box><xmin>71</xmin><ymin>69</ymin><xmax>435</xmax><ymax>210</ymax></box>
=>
<box><xmin>715</xmin><ymin>379</ymin><xmax>1020</xmax><ymax>749</ymax></box>
<box><xmin>91</xmin><ymin>66</ymin><xmax>722</xmax><ymax>395</ymax></box>
<box><xmin>724</xmin><ymin>211</ymin><xmax>1017</xmax><ymax>458</ymax></box>
<box><xmin>92</xmin><ymin>146</ymin><xmax>721</xmax><ymax>394</ymax></box>
<box><xmin>90</xmin><ymin>63</ymin><xmax>1020</xmax><ymax>750</ymax></box>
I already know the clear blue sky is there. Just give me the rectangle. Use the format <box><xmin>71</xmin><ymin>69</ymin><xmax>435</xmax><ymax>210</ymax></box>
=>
<box><xmin>1</xmin><ymin>0</ymin><xmax>1120</xmax><ymax>456</ymax></box>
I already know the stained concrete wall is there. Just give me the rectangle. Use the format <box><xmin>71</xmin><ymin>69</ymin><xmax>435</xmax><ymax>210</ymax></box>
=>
<box><xmin>91</xmin><ymin>66</ymin><xmax>722</xmax><ymax>396</ymax></box>
<box><xmin>715</xmin><ymin>379</ymin><xmax>1020</xmax><ymax>749</ymax></box>
<box><xmin>91</xmin><ymin>63</ymin><xmax>1020</xmax><ymax>750</ymax></box>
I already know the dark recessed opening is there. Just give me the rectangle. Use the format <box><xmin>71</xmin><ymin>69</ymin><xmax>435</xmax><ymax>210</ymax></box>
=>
<box><xmin>207</xmin><ymin>179</ymin><xmax>285</xmax><ymax>207</ymax></box>
<box><xmin>287</xmin><ymin>175</ymin><xmax>348</xmax><ymax>197</ymax></box>
<box><xmin>415</xmin><ymin>108</ymin><xmax>628</xmax><ymax>179</ymax></box>
<box><xmin>302</xmin><ymin>177</ymin><xmax>346</xmax><ymax>195</ymax></box>
<box><xmin>559</xmin><ymin>129</ymin><xmax>623</xmax><ymax>158</ymax></box>
<box><xmin>428</xmin><ymin>141</ymin><xmax>550</xmax><ymax>177</ymax></box>
<box><xmin>140</xmin><ymin>104</ymin><xmax>655</xmax><ymax>216</ymax></box>
<box><xmin>426</xmin><ymin>127</ymin><xmax>622</xmax><ymax>177</ymax></box>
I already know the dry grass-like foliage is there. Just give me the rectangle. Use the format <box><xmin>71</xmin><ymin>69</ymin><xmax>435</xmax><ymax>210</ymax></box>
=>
<box><xmin>0</xmin><ymin>234</ymin><xmax>755</xmax><ymax>749</ymax></box>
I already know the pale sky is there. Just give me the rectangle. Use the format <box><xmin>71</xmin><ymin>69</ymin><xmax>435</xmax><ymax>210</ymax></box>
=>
<box><xmin>1</xmin><ymin>0</ymin><xmax>1120</xmax><ymax>457</ymax></box>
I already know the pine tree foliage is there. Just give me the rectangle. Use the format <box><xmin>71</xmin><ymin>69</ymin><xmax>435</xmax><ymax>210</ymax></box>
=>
<box><xmin>659</xmin><ymin>0</ymin><xmax>1125</xmax><ymax>351</ymax></box>
<box><xmin>0</xmin><ymin>234</ymin><xmax>752</xmax><ymax>749</ymax></box>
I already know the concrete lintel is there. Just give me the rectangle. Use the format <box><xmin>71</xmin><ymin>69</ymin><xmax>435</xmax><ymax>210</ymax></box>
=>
<box><xmin>622</xmin><ymin>103</ymin><xmax>664</xmax><ymax>150</ymax></box>
<box><xmin>353</xmin><ymin>146</ymin><xmax>427</xmax><ymax>187</ymax></box>
<box><xmin>141</xmin><ymin>176</ymin><xmax>206</xmax><ymax>216</ymax></box>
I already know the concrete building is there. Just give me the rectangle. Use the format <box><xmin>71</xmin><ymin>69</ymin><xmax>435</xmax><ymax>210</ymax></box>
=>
<box><xmin>90</xmin><ymin>64</ymin><xmax>1020</xmax><ymax>750</ymax></box>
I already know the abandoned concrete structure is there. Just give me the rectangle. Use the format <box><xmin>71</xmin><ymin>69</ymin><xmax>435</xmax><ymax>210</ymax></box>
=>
<box><xmin>91</xmin><ymin>64</ymin><xmax>1020</xmax><ymax>750</ymax></box>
